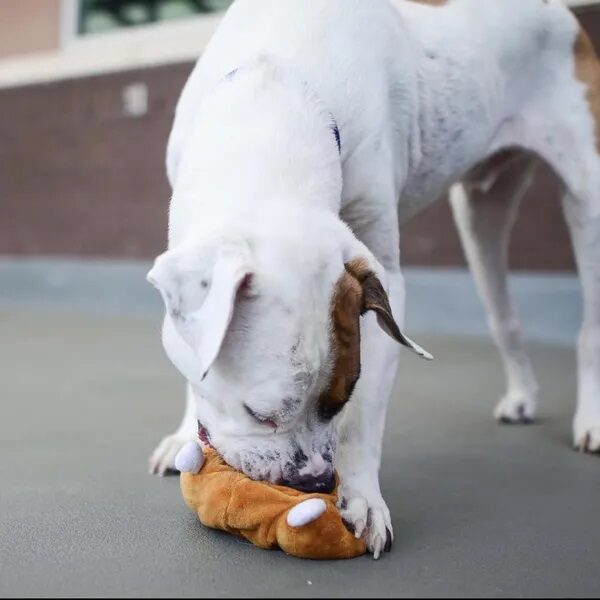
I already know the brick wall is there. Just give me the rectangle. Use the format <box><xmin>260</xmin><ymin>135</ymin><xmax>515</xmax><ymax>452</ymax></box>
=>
<box><xmin>1</xmin><ymin>64</ymin><xmax>189</xmax><ymax>257</ymax></box>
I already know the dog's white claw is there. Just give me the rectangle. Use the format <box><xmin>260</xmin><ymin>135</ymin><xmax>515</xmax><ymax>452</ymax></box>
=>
<box><xmin>354</xmin><ymin>519</ymin><xmax>366</xmax><ymax>539</ymax></box>
<box><xmin>372</xmin><ymin>534</ymin><xmax>384</xmax><ymax>560</ymax></box>
<box><xmin>287</xmin><ymin>498</ymin><xmax>327</xmax><ymax>527</ymax></box>
<box><xmin>174</xmin><ymin>441</ymin><xmax>205</xmax><ymax>474</ymax></box>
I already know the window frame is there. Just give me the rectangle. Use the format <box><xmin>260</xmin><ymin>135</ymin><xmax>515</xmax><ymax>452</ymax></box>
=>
<box><xmin>59</xmin><ymin>0</ymin><xmax>223</xmax><ymax>49</ymax></box>
<box><xmin>59</xmin><ymin>0</ymin><xmax>600</xmax><ymax>50</ymax></box>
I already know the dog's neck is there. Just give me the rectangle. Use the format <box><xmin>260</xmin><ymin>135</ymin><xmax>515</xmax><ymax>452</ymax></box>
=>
<box><xmin>168</xmin><ymin>58</ymin><xmax>344</xmax><ymax>247</ymax></box>
<box><xmin>224</xmin><ymin>65</ymin><xmax>341</xmax><ymax>156</ymax></box>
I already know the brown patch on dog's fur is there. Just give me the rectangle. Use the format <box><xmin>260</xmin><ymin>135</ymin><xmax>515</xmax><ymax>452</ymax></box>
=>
<box><xmin>318</xmin><ymin>258</ymin><xmax>403</xmax><ymax>419</ymax></box>
<box><xmin>318</xmin><ymin>265</ymin><xmax>363</xmax><ymax>420</ymax></box>
<box><xmin>575</xmin><ymin>28</ymin><xmax>600</xmax><ymax>154</ymax></box>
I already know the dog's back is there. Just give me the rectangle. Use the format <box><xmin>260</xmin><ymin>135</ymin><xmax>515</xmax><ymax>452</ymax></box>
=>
<box><xmin>169</xmin><ymin>0</ymin><xmax>578</xmax><ymax>211</ymax></box>
<box><xmin>394</xmin><ymin>0</ymin><xmax>579</xmax><ymax>211</ymax></box>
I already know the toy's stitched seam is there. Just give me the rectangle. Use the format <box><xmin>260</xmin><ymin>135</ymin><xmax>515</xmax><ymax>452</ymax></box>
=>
<box><xmin>223</xmin><ymin>472</ymin><xmax>238</xmax><ymax>530</ymax></box>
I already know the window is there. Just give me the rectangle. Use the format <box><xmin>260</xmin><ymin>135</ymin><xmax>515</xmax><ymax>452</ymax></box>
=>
<box><xmin>78</xmin><ymin>0</ymin><xmax>233</xmax><ymax>36</ymax></box>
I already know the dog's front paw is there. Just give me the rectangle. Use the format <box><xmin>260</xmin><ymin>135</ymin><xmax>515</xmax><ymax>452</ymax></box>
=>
<box><xmin>337</xmin><ymin>483</ymin><xmax>393</xmax><ymax>559</ymax></box>
<box><xmin>574</xmin><ymin>414</ymin><xmax>600</xmax><ymax>454</ymax></box>
<box><xmin>494</xmin><ymin>392</ymin><xmax>536</xmax><ymax>424</ymax></box>
<box><xmin>149</xmin><ymin>432</ymin><xmax>196</xmax><ymax>476</ymax></box>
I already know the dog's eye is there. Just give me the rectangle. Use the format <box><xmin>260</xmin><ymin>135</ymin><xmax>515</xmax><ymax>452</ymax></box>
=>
<box><xmin>244</xmin><ymin>404</ymin><xmax>277</xmax><ymax>428</ymax></box>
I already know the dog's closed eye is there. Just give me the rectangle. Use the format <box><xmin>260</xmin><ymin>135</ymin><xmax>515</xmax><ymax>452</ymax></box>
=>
<box><xmin>244</xmin><ymin>404</ymin><xmax>278</xmax><ymax>428</ymax></box>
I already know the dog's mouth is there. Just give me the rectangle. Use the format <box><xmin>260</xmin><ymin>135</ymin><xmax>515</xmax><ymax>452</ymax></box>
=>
<box><xmin>197</xmin><ymin>420</ymin><xmax>213</xmax><ymax>449</ymax></box>
<box><xmin>196</xmin><ymin>419</ymin><xmax>335</xmax><ymax>492</ymax></box>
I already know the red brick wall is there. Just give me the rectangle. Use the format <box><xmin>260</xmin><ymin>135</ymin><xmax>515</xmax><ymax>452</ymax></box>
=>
<box><xmin>1</xmin><ymin>64</ymin><xmax>190</xmax><ymax>257</ymax></box>
<box><xmin>1</xmin><ymin>6</ymin><xmax>599</xmax><ymax>269</ymax></box>
<box><xmin>400</xmin><ymin>162</ymin><xmax>573</xmax><ymax>271</ymax></box>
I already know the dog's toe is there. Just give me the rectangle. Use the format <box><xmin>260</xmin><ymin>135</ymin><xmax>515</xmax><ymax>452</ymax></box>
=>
<box><xmin>339</xmin><ymin>494</ymin><xmax>368</xmax><ymax>538</ymax></box>
<box><xmin>338</xmin><ymin>486</ymin><xmax>393</xmax><ymax>557</ymax></box>
<box><xmin>366</xmin><ymin>504</ymin><xmax>393</xmax><ymax>559</ymax></box>
<box><xmin>574</xmin><ymin>418</ymin><xmax>600</xmax><ymax>454</ymax></box>
<box><xmin>494</xmin><ymin>393</ymin><xmax>536</xmax><ymax>424</ymax></box>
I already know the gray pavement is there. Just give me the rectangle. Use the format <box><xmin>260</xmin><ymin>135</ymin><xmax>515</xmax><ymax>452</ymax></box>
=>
<box><xmin>1</xmin><ymin>309</ymin><xmax>599</xmax><ymax>597</ymax></box>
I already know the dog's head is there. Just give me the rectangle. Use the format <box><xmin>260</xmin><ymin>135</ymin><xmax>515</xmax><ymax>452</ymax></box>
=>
<box><xmin>148</xmin><ymin>224</ymin><xmax>430</xmax><ymax>492</ymax></box>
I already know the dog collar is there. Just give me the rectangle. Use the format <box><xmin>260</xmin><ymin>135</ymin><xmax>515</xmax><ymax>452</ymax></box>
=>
<box><xmin>330</xmin><ymin>117</ymin><xmax>341</xmax><ymax>154</ymax></box>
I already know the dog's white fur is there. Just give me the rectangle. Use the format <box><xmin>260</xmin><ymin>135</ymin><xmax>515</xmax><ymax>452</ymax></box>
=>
<box><xmin>149</xmin><ymin>0</ymin><xmax>600</xmax><ymax>558</ymax></box>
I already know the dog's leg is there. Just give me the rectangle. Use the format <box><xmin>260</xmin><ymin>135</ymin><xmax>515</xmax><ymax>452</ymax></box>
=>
<box><xmin>555</xmin><ymin>32</ymin><xmax>600</xmax><ymax>452</ymax></box>
<box><xmin>561</xmin><ymin>191</ymin><xmax>600</xmax><ymax>452</ymax></box>
<box><xmin>514</xmin><ymin>25</ymin><xmax>600</xmax><ymax>452</ymax></box>
<box><xmin>530</xmin><ymin>122</ymin><xmax>600</xmax><ymax>452</ymax></box>
<box><xmin>336</xmin><ymin>204</ymin><xmax>403</xmax><ymax>559</ymax></box>
<box><xmin>336</xmin><ymin>270</ymin><xmax>403</xmax><ymax>559</ymax></box>
<box><xmin>449</xmin><ymin>156</ymin><xmax>540</xmax><ymax>423</ymax></box>
<box><xmin>512</xmin><ymin>27</ymin><xmax>600</xmax><ymax>451</ymax></box>
<box><xmin>149</xmin><ymin>382</ymin><xmax>198</xmax><ymax>475</ymax></box>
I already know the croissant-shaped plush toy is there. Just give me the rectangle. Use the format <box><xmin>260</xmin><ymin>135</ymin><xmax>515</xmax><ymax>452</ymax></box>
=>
<box><xmin>175</xmin><ymin>442</ymin><xmax>366</xmax><ymax>560</ymax></box>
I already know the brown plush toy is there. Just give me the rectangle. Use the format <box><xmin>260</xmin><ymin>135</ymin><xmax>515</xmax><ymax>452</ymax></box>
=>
<box><xmin>175</xmin><ymin>442</ymin><xmax>366</xmax><ymax>560</ymax></box>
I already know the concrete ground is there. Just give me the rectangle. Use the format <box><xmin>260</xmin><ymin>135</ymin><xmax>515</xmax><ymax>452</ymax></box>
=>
<box><xmin>1</xmin><ymin>308</ymin><xmax>599</xmax><ymax>598</ymax></box>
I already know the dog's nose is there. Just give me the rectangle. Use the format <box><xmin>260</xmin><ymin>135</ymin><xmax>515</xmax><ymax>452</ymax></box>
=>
<box><xmin>281</xmin><ymin>472</ymin><xmax>336</xmax><ymax>494</ymax></box>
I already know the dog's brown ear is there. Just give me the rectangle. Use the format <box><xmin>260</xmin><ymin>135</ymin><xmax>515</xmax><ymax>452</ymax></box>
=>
<box><xmin>345</xmin><ymin>259</ymin><xmax>433</xmax><ymax>360</ymax></box>
<box><xmin>317</xmin><ymin>269</ymin><xmax>364</xmax><ymax>420</ymax></box>
<box><xmin>318</xmin><ymin>259</ymin><xmax>432</xmax><ymax>420</ymax></box>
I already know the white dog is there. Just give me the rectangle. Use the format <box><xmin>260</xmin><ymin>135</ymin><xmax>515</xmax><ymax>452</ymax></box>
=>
<box><xmin>148</xmin><ymin>0</ymin><xmax>600</xmax><ymax>558</ymax></box>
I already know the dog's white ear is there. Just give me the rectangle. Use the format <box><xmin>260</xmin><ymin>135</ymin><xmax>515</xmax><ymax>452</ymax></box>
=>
<box><xmin>147</xmin><ymin>244</ymin><xmax>253</xmax><ymax>378</ymax></box>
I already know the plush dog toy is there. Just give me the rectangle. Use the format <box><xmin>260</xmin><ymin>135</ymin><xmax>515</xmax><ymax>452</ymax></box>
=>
<box><xmin>175</xmin><ymin>442</ymin><xmax>366</xmax><ymax>559</ymax></box>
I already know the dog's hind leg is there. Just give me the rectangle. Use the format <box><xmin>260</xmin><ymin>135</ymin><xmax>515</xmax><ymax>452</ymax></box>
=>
<box><xmin>539</xmin><ymin>29</ymin><xmax>600</xmax><ymax>452</ymax></box>
<box><xmin>149</xmin><ymin>382</ymin><xmax>198</xmax><ymax>475</ymax></box>
<box><xmin>508</xmin><ymin>27</ymin><xmax>600</xmax><ymax>451</ymax></box>
<box><xmin>561</xmin><ymin>185</ymin><xmax>600</xmax><ymax>452</ymax></box>
<box><xmin>560</xmin><ymin>32</ymin><xmax>600</xmax><ymax>453</ymax></box>
<box><xmin>450</xmin><ymin>153</ymin><xmax>540</xmax><ymax>423</ymax></box>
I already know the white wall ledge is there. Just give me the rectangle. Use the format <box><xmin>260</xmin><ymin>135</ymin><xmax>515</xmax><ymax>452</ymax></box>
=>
<box><xmin>0</xmin><ymin>13</ymin><xmax>221</xmax><ymax>90</ymax></box>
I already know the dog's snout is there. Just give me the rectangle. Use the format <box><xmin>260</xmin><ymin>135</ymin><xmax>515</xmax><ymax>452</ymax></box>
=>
<box><xmin>281</xmin><ymin>472</ymin><xmax>336</xmax><ymax>494</ymax></box>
